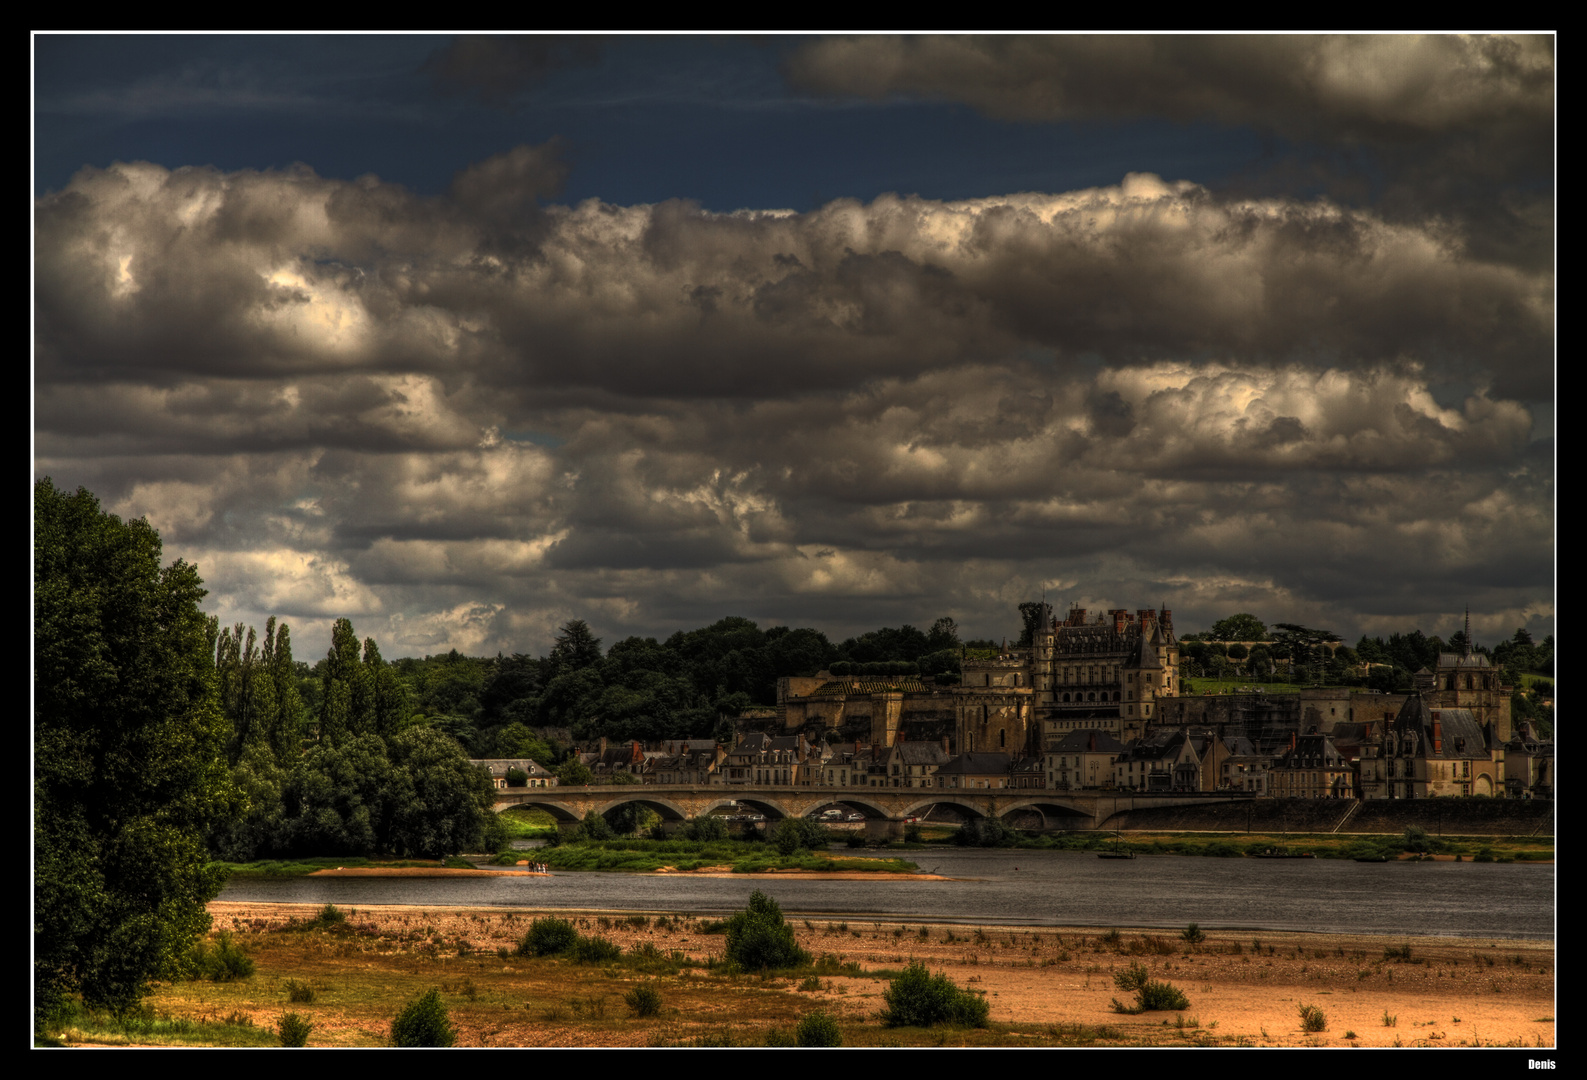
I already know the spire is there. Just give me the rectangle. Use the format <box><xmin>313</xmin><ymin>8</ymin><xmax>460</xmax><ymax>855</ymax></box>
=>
<box><xmin>1463</xmin><ymin>606</ymin><xmax>1472</xmax><ymax>658</ymax></box>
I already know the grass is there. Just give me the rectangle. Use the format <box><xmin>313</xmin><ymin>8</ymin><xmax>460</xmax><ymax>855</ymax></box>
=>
<box><xmin>40</xmin><ymin>910</ymin><xmax>1553</xmax><ymax>1048</ymax></box>
<box><xmin>532</xmin><ymin>837</ymin><xmax>919</xmax><ymax>875</ymax></box>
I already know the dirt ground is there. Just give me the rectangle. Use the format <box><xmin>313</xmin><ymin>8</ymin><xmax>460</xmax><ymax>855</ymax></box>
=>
<box><xmin>206</xmin><ymin>899</ymin><xmax>1555</xmax><ymax>1048</ymax></box>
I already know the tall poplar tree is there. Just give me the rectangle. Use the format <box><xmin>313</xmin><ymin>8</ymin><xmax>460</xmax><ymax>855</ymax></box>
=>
<box><xmin>317</xmin><ymin>618</ymin><xmax>363</xmax><ymax>747</ymax></box>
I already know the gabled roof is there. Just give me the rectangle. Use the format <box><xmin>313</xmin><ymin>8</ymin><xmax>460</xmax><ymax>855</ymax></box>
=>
<box><xmin>1390</xmin><ymin>695</ymin><xmax>1490</xmax><ymax>758</ymax></box>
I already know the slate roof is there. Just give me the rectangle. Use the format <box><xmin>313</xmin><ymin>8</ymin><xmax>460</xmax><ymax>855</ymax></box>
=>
<box><xmin>937</xmin><ymin>752</ymin><xmax>1015</xmax><ymax>776</ymax></box>
<box><xmin>1390</xmin><ymin>695</ymin><xmax>1490</xmax><ymax>758</ymax></box>
<box><xmin>1048</xmin><ymin>730</ymin><xmax>1126</xmax><ymax>754</ymax></box>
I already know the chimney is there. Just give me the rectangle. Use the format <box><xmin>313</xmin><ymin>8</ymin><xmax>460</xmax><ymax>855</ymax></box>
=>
<box><xmin>1112</xmin><ymin>609</ymin><xmax>1128</xmax><ymax>634</ymax></box>
<box><xmin>1432</xmin><ymin>714</ymin><xmax>1443</xmax><ymax>754</ymax></box>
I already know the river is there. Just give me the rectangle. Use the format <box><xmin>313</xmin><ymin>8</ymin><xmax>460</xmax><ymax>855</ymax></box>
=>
<box><xmin>219</xmin><ymin>848</ymin><xmax>1554</xmax><ymax>940</ymax></box>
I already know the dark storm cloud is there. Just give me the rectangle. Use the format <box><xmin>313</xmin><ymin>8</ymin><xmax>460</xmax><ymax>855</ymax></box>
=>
<box><xmin>35</xmin><ymin>144</ymin><xmax>1551</xmax><ymax>656</ymax></box>
<box><xmin>783</xmin><ymin>35</ymin><xmax>1553</xmax><ymax>142</ymax></box>
<box><xmin>35</xmin><ymin>161</ymin><xmax>1554</xmax><ymax>404</ymax></box>
<box><xmin>785</xmin><ymin>35</ymin><xmax>1556</xmax><ymax>276</ymax></box>
<box><xmin>421</xmin><ymin>35</ymin><xmax>604</xmax><ymax>105</ymax></box>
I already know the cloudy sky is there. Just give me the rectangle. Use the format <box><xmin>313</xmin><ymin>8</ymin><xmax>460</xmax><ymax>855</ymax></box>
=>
<box><xmin>33</xmin><ymin>33</ymin><xmax>1555</xmax><ymax>660</ymax></box>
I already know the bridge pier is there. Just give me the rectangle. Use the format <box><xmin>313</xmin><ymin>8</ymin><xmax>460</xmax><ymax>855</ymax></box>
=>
<box><xmin>865</xmin><ymin>817</ymin><xmax>906</xmax><ymax>842</ymax></box>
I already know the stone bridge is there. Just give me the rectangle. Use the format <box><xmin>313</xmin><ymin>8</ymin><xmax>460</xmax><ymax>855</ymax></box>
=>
<box><xmin>494</xmin><ymin>785</ymin><xmax>1255</xmax><ymax>839</ymax></box>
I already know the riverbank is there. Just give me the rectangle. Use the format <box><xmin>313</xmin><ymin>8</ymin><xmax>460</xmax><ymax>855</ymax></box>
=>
<box><xmin>47</xmin><ymin>901</ymin><xmax>1551</xmax><ymax>1048</ymax></box>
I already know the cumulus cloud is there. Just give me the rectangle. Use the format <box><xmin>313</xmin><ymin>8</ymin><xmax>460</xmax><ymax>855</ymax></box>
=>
<box><xmin>35</xmin><ymin>154</ymin><xmax>1552</xmax><ymax>655</ymax></box>
<box><xmin>784</xmin><ymin>35</ymin><xmax>1555</xmax><ymax>272</ymax></box>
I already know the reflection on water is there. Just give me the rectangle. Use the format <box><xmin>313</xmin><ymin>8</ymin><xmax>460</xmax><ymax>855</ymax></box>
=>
<box><xmin>220</xmin><ymin>848</ymin><xmax>1553</xmax><ymax>940</ymax></box>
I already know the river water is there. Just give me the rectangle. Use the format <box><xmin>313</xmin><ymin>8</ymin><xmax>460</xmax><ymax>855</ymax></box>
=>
<box><xmin>219</xmin><ymin>848</ymin><xmax>1554</xmax><ymax>941</ymax></box>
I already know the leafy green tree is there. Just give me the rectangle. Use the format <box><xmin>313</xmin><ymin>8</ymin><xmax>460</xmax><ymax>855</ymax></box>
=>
<box><xmin>577</xmin><ymin>808</ymin><xmax>615</xmax><ymax>841</ymax></box>
<box><xmin>1209</xmin><ymin>613</ymin><xmax>1268</xmax><ymax>642</ymax></box>
<box><xmin>547</xmin><ymin>619</ymin><xmax>603</xmax><ymax>678</ymax></box>
<box><xmin>771</xmin><ymin>817</ymin><xmax>829</xmax><ymax>855</ymax></box>
<box><xmin>316</xmin><ymin>618</ymin><xmax>364</xmax><ymax>747</ymax></box>
<box><xmin>35</xmin><ymin>479</ymin><xmax>237</xmax><ymax>1015</ymax></box>
<box><xmin>385</xmin><ymin>728</ymin><xmax>503</xmax><ymax>858</ymax></box>
<box><xmin>558</xmin><ymin>758</ymin><xmax>594</xmax><ymax>786</ymax></box>
<box><xmin>263</xmin><ymin>618</ymin><xmax>306</xmax><ymax>765</ymax></box>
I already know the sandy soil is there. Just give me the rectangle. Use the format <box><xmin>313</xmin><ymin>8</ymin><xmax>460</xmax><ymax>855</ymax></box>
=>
<box><xmin>208</xmin><ymin>901</ymin><xmax>1555</xmax><ymax>1048</ymax></box>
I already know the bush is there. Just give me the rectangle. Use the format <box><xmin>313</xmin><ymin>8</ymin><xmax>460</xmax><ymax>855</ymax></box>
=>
<box><xmin>1182</xmin><ymin>923</ymin><xmax>1205</xmax><ymax>945</ymax></box>
<box><xmin>771</xmin><ymin>817</ymin><xmax>830</xmax><ymax>855</ymax></box>
<box><xmin>881</xmin><ymin>960</ymin><xmax>990</xmax><ymax>1028</ymax></box>
<box><xmin>1114</xmin><ymin>961</ymin><xmax>1149</xmax><ymax>992</ymax></box>
<box><xmin>952</xmin><ymin>817</ymin><xmax>1010</xmax><ymax>847</ymax></box>
<box><xmin>796</xmin><ymin>1009</ymin><xmax>844</xmax><ymax>1046</ymax></box>
<box><xmin>518</xmin><ymin>917</ymin><xmax>580</xmax><ymax>957</ymax></box>
<box><xmin>187</xmin><ymin>931</ymin><xmax>255</xmax><ymax>981</ymax></box>
<box><xmin>285</xmin><ymin>980</ymin><xmax>315</xmax><ymax>1004</ymax></box>
<box><xmin>277</xmin><ymin>1011</ymin><xmax>313</xmax><ymax>1047</ymax></box>
<box><xmin>724</xmin><ymin>891</ymin><xmax>812</xmax><ymax>971</ymax></box>
<box><xmin>391</xmin><ymin>988</ymin><xmax>456</xmax><ymax>1047</ymax></box>
<box><xmin>1137</xmin><ymin>980</ymin><xmax>1190</xmax><ymax>1011</ymax></box>
<box><xmin>1111</xmin><ymin>966</ymin><xmax>1189</xmax><ymax>1013</ymax></box>
<box><xmin>572</xmin><ymin>935</ymin><xmax>622</xmax><ymax>964</ymax></box>
<box><xmin>625</xmin><ymin>984</ymin><xmax>663</xmax><ymax>1017</ymax></box>
<box><xmin>1298</xmin><ymin>1003</ymin><xmax>1327</xmax><ymax>1032</ymax></box>
<box><xmin>685</xmin><ymin>816</ymin><xmax>729</xmax><ymax>841</ymax></box>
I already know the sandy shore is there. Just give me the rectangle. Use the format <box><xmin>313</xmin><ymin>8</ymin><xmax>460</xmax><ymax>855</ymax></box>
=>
<box><xmin>305</xmin><ymin>865</ymin><xmax>948</xmax><ymax>880</ymax></box>
<box><xmin>208</xmin><ymin>900</ymin><xmax>1555</xmax><ymax>1048</ymax></box>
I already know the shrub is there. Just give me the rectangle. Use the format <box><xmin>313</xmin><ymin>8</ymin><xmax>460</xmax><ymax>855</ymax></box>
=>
<box><xmin>1114</xmin><ymin>962</ymin><xmax>1149</xmax><ymax>992</ymax></box>
<box><xmin>391</xmin><ymin>988</ymin><xmax>456</xmax><ymax>1047</ymax></box>
<box><xmin>1112</xmin><ymin>969</ymin><xmax>1190</xmax><ymax>1013</ymax></box>
<box><xmin>881</xmin><ymin>960</ymin><xmax>990</xmax><ymax>1028</ymax></box>
<box><xmin>518</xmin><ymin>917</ymin><xmax>580</xmax><ymax>957</ymax></box>
<box><xmin>625</xmin><ymin>984</ymin><xmax>663</xmax><ymax>1017</ymax></box>
<box><xmin>725</xmin><ymin>891</ymin><xmax>812</xmax><ymax>971</ymax></box>
<box><xmin>315</xmin><ymin>904</ymin><xmax>346</xmax><ymax>927</ymax></box>
<box><xmin>285</xmin><ymin>980</ymin><xmax>315</xmax><ymax>1004</ymax></box>
<box><xmin>1181</xmin><ymin>923</ymin><xmax>1206</xmax><ymax>945</ymax></box>
<box><xmin>771</xmin><ymin>817</ymin><xmax>830</xmax><ymax>855</ymax></box>
<box><xmin>1137</xmin><ymin>979</ymin><xmax>1189</xmax><ymax>1011</ymax></box>
<box><xmin>952</xmin><ymin>817</ymin><xmax>1010</xmax><ymax>847</ymax></box>
<box><xmin>188</xmin><ymin>931</ymin><xmax>256</xmax><ymax>981</ymax></box>
<box><xmin>685</xmin><ymin>816</ymin><xmax>729</xmax><ymax>841</ymax></box>
<box><xmin>572</xmin><ymin>935</ymin><xmax>623</xmax><ymax>964</ymax></box>
<box><xmin>1298</xmin><ymin>1003</ymin><xmax>1327</xmax><ymax>1032</ymax></box>
<box><xmin>277</xmin><ymin>1011</ymin><xmax>313</xmax><ymax>1047</ymax></box>
<box><xmin>1402</xmin><ymin>825</ymin><xmax>1433</xmax><ymax>854</ymax></box>
<box><xmin>796</xmin><ymin>1009</ymin><xmax>844</xmax><ymax>1046</ymax></box>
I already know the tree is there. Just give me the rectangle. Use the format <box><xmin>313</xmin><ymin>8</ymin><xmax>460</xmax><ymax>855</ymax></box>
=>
<box><xmin>724</xmin><ymin>890</ymin><xmax>811</xmax><ymax>971</ymax></box>
<box><xmin>1017</xmin><ymin>602</ymin><xmax>1051</xmax><ymax>647</ymax></box>
<box><xmin>1209</xmin><ymin>613</ymin><xmax>1268</xmax><ymax>642</ymax></box>
<box><xmin>35</xmin><ymin>479</ymin><xmax>237</xmax><ymax>1015</ymax></box>
<box><xmin>547</xmin><ymin>619</ymin><xmax>603</xmax><ymax>677</ymax></box>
